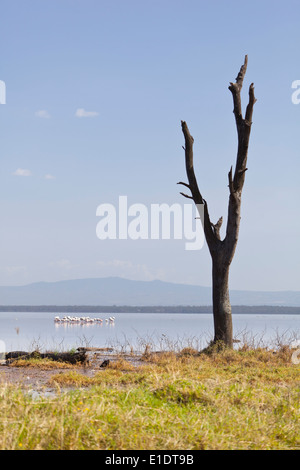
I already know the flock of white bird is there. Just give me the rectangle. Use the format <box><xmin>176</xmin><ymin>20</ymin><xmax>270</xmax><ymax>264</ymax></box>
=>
<box><xmin>54</xmin><ymin>315</ymin><xmax>115</xmax><ymax>325</ymax></box>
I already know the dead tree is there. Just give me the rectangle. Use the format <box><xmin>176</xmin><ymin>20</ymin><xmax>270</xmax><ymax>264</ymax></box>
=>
<box><xmin>179</xmin><ymin>56</ymin><xmax>256</xmax><ymax>348</ymax></box>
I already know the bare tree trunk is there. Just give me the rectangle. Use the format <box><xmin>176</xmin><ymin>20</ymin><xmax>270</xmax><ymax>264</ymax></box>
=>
<box><xmin>212</xmin><ymin>257</ymin><xmax>232</xmax><ymax>347</ymax></box>
<box><xmin>179</xmin><ymin>56</ymin><xmax>256</xmax><ymax>348</ymax></box>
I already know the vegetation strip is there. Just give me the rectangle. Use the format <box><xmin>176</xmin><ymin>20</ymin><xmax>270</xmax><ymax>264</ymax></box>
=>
<box><xmin>0</xmin><ymin>345</ymin><xmax>299</xmax><ymax>450</ymax></box>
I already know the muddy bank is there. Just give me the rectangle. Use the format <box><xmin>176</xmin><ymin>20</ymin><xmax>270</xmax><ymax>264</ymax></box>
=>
<box><xmin>0</xmin><ymin>348</ymin><xmax>143</xmax><ymax>393</ymax></box>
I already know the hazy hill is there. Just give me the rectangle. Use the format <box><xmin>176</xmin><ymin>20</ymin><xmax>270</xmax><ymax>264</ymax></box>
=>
<box><xmin>0</xmin><ymin>277</ymin><xmax>299</xmax><ymax>307</ymax></box>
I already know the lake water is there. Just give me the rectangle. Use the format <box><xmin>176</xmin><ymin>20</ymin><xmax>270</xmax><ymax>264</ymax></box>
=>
<box><xmin>1</xmin><ymin>312</ymin><xmax>300</xmax><ymax>353</ymax></box>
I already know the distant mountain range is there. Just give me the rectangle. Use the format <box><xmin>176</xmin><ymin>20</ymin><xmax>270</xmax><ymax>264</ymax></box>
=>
<box><xmin>0</xmin><ymin>277</ymin><xmax>299</xmax><ymax>307</ymax></box>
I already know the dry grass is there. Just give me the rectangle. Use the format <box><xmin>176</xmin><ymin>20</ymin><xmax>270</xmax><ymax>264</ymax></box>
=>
<box><xmin>107</xmin><ymin>358</ymin><xmax>136</xmax><ymax>371</ymax></box>
<box><xmin>0</xmin><ymin>343</ymin><xmax>300</xmax><ymax>450</ymax></box>
<box><xmin>8</xmin><ymin>358</ymin><xmax>79</xmax><ymax>370</ymax></box>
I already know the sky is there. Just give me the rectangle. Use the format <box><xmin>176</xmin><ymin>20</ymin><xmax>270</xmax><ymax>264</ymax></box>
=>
<box><xmin>0</xmin><ymin>0</ymin><xmax>299</xmax><ymax>291</ymax></box>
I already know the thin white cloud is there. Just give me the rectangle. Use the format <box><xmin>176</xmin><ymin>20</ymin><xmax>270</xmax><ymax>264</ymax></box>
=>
<box><xmin>75</xmin><ymin>108</ymin><xmax>99</xmax><ymax>118</ymax></box>
<box><xmin>5</xmin><ymin>265</ymin><xmax>27</xmax><ymax>276</ymax></box>
<box><xmin>13</xmin><ymin>168</ymin><xmax>32</xmax><ymax>177</ymax></box>
<box><xmin>49</xmin><ymin>259</ymin><xmax>73</xmax><ymax>270</ymax></box>
<box><xmin>35</xmin><ymin>110</ymin><xmax>50</xmax><ymax>119</ymax></box>
<box><xmin>45</xmin><ymin>174</ymin><xmax>55</xmax><ymax>180</ymax></box>
<box><xmin>96</xmin><ymin>259</ymin><xmax>159</xmax><ymax>281</ymax></box>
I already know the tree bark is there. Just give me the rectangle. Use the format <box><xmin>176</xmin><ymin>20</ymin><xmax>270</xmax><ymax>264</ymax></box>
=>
<box><xmin>212</xmin><ymin>256</ymin><xmax>233</xmax><ymax>348</ymax></box>
<box><xmin>180</xmin><ymin>56</ymin><xmax>256</xmax><ymax>348</ymax></box>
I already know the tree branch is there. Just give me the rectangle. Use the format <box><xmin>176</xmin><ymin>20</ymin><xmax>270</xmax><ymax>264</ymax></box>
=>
<box><xmin>228</xmin><ymin>56</ymin><xmax>256</xmax><ymax>193</ymax></box>
<box><xmin>211</xmin><ymin>216</ymin><xmax>223</xmax><ymax>240</ymax></box>
<box><xmin>228</xmin><ymin>166</ymin><xmax>234</xmax><ymax>195</ymax></box>
<box><xmin>177</xmin><ymin>181</ymin><xmax>191</xmax><ymax>190</ymax></box>
<box><xmin>245</xmin><ymin>83</ymin><xmax>257</xmax><ymax>125</ymax></box>
<box><xmin>181</xmin><ymin>120</ymin><xmax>219</xmax><ymax>251</ymax></box>
<box><xmin>228</xmin><ymin>55</ymin><xmax>248</xmax><ymax>122</ymax></box>
<box><xmin>225</xmin><ymin>55</ymin><xmax>256</xmax><ymax>261</ymax></box>
<box><xmin>180</xmin><ymin>192</ymin><xmax>193</xmax><ymax>200</ymax></box>
<box><xmin>235</xmin><ymin>54</ymin><xmax>248</xmax><ymax>88</ymax></box>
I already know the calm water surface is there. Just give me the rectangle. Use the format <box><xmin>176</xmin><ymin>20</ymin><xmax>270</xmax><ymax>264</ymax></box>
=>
<box><xmin>1</xmin><ymin>312</ymin><xmax>300</xmax><ymax>352</ymax></box>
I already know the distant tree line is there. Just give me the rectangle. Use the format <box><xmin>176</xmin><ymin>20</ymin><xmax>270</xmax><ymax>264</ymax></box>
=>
<box><xmin>0</xmin><ymin>305</ymin><xmax>299</xmax><ymax>314</ymax></box>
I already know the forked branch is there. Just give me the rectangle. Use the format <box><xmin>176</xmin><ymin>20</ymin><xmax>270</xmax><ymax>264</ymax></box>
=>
<box><xmin>180</xmin><ymin>56</ymin><xmax>255</xmax><ymax>260</ymax></box>
<box><xmin>225</xmin><ymin>56</ymin><xmax>257</xmax><ymax>258</ymax></box>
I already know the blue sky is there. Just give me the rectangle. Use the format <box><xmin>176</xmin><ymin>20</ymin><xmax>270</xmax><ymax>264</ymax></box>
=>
<box><xmin>0</xmin><ymin>0</ymin><xmax>299</xmax><ymax>291</ymax></box>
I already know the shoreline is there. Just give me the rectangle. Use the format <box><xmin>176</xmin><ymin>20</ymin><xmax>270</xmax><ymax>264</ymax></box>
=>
<box><xmin>0</xmin><ymin>305</ymin><xmax>300</xmax><ymax>314</ymax></box>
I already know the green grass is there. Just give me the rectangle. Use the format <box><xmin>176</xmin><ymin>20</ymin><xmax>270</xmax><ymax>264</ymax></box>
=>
<box><xmin>0</xmin><ymin>346</ymin><xmax>300</xmax><ymax>450</ymax></box>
